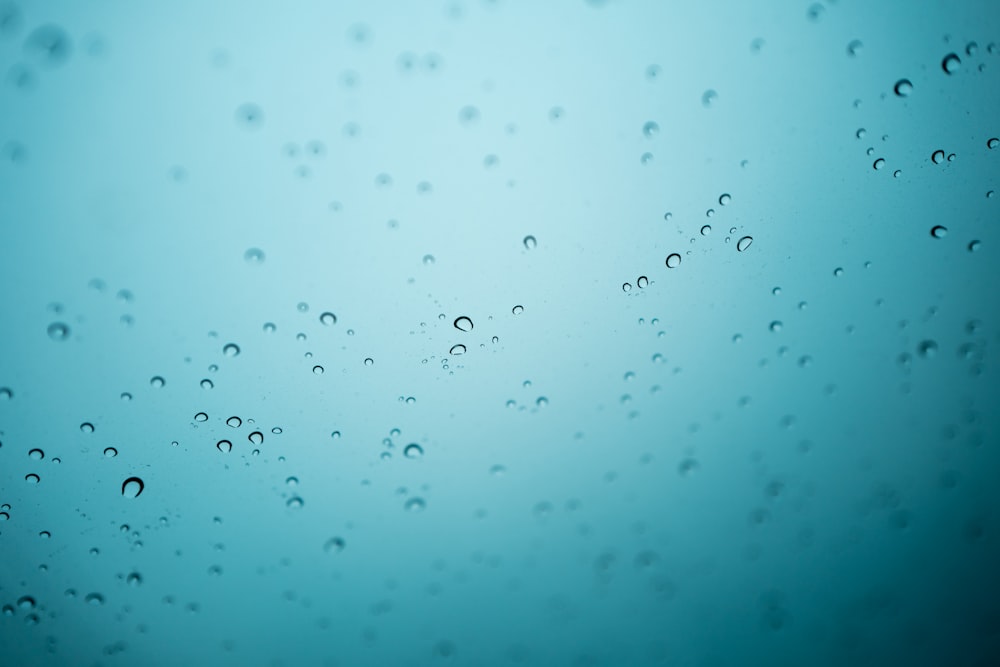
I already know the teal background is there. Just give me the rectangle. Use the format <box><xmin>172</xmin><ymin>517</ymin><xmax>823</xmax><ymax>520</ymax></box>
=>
<box><xmin>1</xmin><ymin>1</ymin><xmax>999</xmax><ymax>665</ymax></box>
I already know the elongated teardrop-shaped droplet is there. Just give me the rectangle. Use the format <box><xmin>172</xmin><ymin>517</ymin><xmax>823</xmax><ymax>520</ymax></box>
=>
<box><xmin>122</xmin><ymin>477</ymin><xmax>144</xmax><ymax>498</ymax></box>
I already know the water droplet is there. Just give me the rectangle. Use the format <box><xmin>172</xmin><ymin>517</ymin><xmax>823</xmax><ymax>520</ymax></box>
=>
<box><xmin>286</xmin><ymin>496</ymin><xmax>304</xmax><ymax>509</ymax></box>
<box><xmin>263</xmin><ymin>322</ymin><xmax>276</xmax><ymax>333</ymax></box>
<box><xmin>665</xmin><ymin>253</ymin><xmax>681</xmax><ymax>268</ymax></box>
<box><xmin>405</xmin><ymin>497</ymin><xmax>426</xmax><ymax>512</ymax></box>
<box><xmin>126</xmin><ymin>572</ymin><xmax>142</xmax><ymax>587</ymax></box>
<box><xmin>404</xmin><ymin>443</ymin><xmax>423</xmax><ymax>459</ymax></box>
<box><xmin>120</xmin><ymin>392</ymin><xmax>132</xmax><ymax>402</ymax></box>
<box><xmin>918</xmin><ymin>340</ymin><xmax>939</xmax><ymax>358</ymax></box>
<box><xmin>25</xmin><ymin>473</ymin><xmax>39</xmax><ymax>484</ymax></box>
<box><xmin>932</xmin><ymin>150</ymin><xmax>945</xmax><ymax>164</ymax></box>
<box><xmin>227</xmin><ymin>416</ymin><xmax>242</xmax><ymax>428</ymax></box>
<box><xmin>17</xmin><ymin>596</ymin><xmax>35</xmax><ymax>611</ymax></box>
<box><xmin>736</xmin><ymin>236</ymin><xmax>753</xmax><ymax>252</ymax></box>
<box><xmin>640</xmin><ymin>152</ymin><xmax>654</xmax><ymax>164</ymax></box>
<box><xmin>769</xmin><ymin>321</ymin><xmax>783</xmax><ymax>333</ymax></box>
<box><xmin>405</xmin><ymin>396</ymin><xmax>416</xmax><ymax>404</ymax></box>
<box><xmin>645</xmin><ymin>64</ymin><xmax>661</xmax><ymax>80</ymax></box>
<box><xmin>422</xmin><ymin>254</ymin><xmax>436</xmax><ymax>265</ymax></box>
<box><xmin>312</xmin><ymin>365</ymin><xmax>324</xmax><ymax>374</ymax></box>
<box><xmin>244</xmin><ymin>248</ymin><xmax>265</xmax><ymax>264</ymax></box>
<box><xmin>324</xmin><ymin>537</ymin><xmax>346</xmax><ymax>553</ymax></box>
<box><xmin>363</xmin><ymin>357</ymin><xmax>374</xmax><ymax>366</ymax></box>
<box><xmin>150</xmin><ymin>376</ymin><xmax>165</xmax><ymax>388</ymax></box>
<box><xmin>930</xmin><ymin>225</ymin><xmax>948</xmax><ymax>239</ymax></box>
<box><xmin>222</xmin><ymin>343</ymin><xmax>240</xmax><ymax>357</ymax></box>
<box><xmin>988</xmin><ymin>138</ymin><xmax>999</xmax><ymax>150</ymax></box>
<box><xmin>45</xmin><ymin>321</ymin><xmax>71</xmax><ymax>341</ymax></box>
<box><xmin>536</xmin><ymin>396</ymin><xmax>549</xmax><ymax>407</ymax></box>
<box><xmin>642</xmin><ymin>121</ymin><xmax>659</xmax><ymax>137</ymax></box>
<box><xmin>449</xmin><ymin>344</ymin><xmax>466</xmax><ymax>356</ymax></box>
<box><xmin>548</xmin><ymin>106</ymin><xmax>564</xmax><ymax>122</ymax></box>
<box><xmin>893</xmin><ymin>79</ymin><xmax>913</xmax><ymax>97</ymax></box>
<box><xmin>969</xmin><ymin>240</ymin><xmax>981</xmax><ymax>252</ymax></box>
<box><xmin>966</xmin><ymin>41</ymin><xmax>978</xmax><ymax>56</ymax></box>
<box><xmin>103</xmin><ymin>447</ymin><xmax>117</xmax><ymax>458</ymax></box>
<box><xmin>942</xmin><ymin>53</ymin><xmax>961</xmax><ymax>74</ymax></box>
<box><xmin>622</xmin><ymin>282</ymin><xmax>632</xmax><ymax>292</ymax></box>
<box><xmin>24</xmin><ymin>24</ymin><xmax>71</xmax><ymax>67</ymax></box>
<box><xmin>523</xmin><ymin>235</ymin><xmax>537</xmax><ymax>250</ymax></box>
<box><xmin>330</xmin><ymin>431</ymin><xmax>341</xmax><ymax>440</ymax></box>
<box><xmin>0</xmin><ymin>512</ymin><xmax>8</xmax><ymax>521</ymax></box>
<box><xmin>201</xmin><ymin>378</ymin><xmax>214</xmax><ymax>389</ymax></box>
<box><xmin>873</xmin><ymin>158</ymin><xmax>885</xmax><ymax>170</ymax></box>
<box><xmin>235</xmin><ymin>103</ymin><xmax>263</xmax><ymax>128</ymax></box>
<box><xmin>84</xmin><ymin>592</ymin><xmax>104</xmax><ymax>606</ymax></box>
<box><xmin>28</xmin><ymin>448</ymin><xmax>44</xmax><ymax>460</ymax></box>
<box><xmin>194</xmin><ymin>412</ymin><xmax>208</xmax><ymax>422</ymax></box>
<box><xmin>121</xmin><ymin>477</ymin><xmax>144</xmax><ymax>498</ymax></box>
<box><xmin>636</xmin><ymin>276</ymin><xmax>649</xmax><ymax>288</ymax></box>
<box><xmin>701</xmin><ymin>89</ymin><xmax>717</xmax><ymax>107</ymax></box>
<box><xmin>248</xmin><ymin>431</ymin><xmax>263</xmax><ymax>446</ymax></box>
<box><xmin>453</xmin><ymin>316</ymin><xmax>473</xmax><ymax>332</ymax></box>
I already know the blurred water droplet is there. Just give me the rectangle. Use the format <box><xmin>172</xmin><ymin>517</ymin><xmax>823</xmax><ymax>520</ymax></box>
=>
<box><xmin>222</xmin><ymin>343</ymin><xmax>240</xmax><ymax>357</ymax></box>
<box><xmin>847</xmin><ymin>39</ymin><xmax>863</xmax><ymax>57</ymax></box>
<box><xmin>235</xmin><ymin>103</ymin><xmax>263</xmax><ymax>128</ymax></box>
<box><xmin>702</xmin><ymin>89</ymin><xmax>717</xmax><ymax>107</ymax></box>
<box><xmin>150</xmin><ymin>376</ymin><xmax>165</xmax><ymax>388</ymax></box>
<box><xmin>24</xmin><ymin>24</ymin><xmax>71</xmax><ymax>67</ymax></box>
<box><xmin>320</xmin><ymin>312</ymin><xmax>337</xmax><ymax>325</ymax></box>
<box><xmin>126</xmin><ymin>572</ymin><xmax>142</xmax><ymax>587</ymax></box>
<box><xmin>405</xmin><ymin>497</ymin><xmax>426</xmax><ymax>512</ymax></box>
<box><xmin>324</xmin><ymin>537</ymin><xmax>346</xmax><ymax>553</ymax></box>
<box><xmin>85</xmin><ymin>593</ymin><xmax>104</xmax><ymax>606</ymax></box>
<box><xmin>769</xmin><ymin>321</ymin><xmax>783</xmax><ymax>333</ymax></box>
<box><xmin>244</xmin><ymin>248</ymin><xmax>265</xmax><ymax>264</ymax></box>
<box><xmin>893</xmin><ymin>79</ymin><xmax>913</xmax><ymax>97</ymax></box>
<box><xmin>286</xmin><ymin>496</ymin><xmax>304</xmax><ymax>509</ymax></box>
<box><xmin>736</xmin><ymin>236</ymin><xmax>753</xmax><ymax>252</ymax></box>
<box><xmin>968</xmin><ymin>240</ymin><xmax>981</xmax><ymax>252</ymax></box>
<box><xmin>121</xmin><ymin>477</ymin><xmax>144</xmax><ymax>498</ymax></box>
<box><xmin>642</xmin><ymin>121</ymin><xmax>659</xmax><ymax>137</ymax></box>
<box><xmin>404</xmin><ymin>443</ymin><xmax>423</xmax><ymax>459</ymax></box>
<box><xmin>523</xmin><ymin>235</ymin><xmax>537</xmax><ymax>249</ymax></box>
<box><xmin>918</xmin><ymin>340</ymin><xmax>939</xmax><ymax>358</ymax></box>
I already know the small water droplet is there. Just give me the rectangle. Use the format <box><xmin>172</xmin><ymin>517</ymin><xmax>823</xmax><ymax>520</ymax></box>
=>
<box><xmin>46</xmin><ymin>321</ymin><xmax>70</xmax><ymax>341</ymax></box>
<box><xmin>942</xmin><ymin>53</ymin><xmax>961</xmax><ymax>74</ymax></box>
<box><xmin>736</xmin><ymin>236</ymin><xmax>753</xmax><ymax>252</ymax></box>
<box><xmin>932</xmin><ymin>150</ymin><xmax>945</xmax><ymax>164</ymax></box>
<box><xmin>987</xmin><ymin>137</ymin><xmax>999</xmax><ymax>150</ymax></box>
<box><xmin>856</xmin><ymin>128</ymin><xmax>867</xmax><ymax>140</ymax></box>
<box><xmin>523</xmin><ymin>235</ymin><xmax>537</xmax><ymax>250</ymax></box>
<box><xmin>263</xmin><ymin>322</ymin><xmax>276</xmax><ymax>333</ymax></box>
<box><xmin>622</xmin><ymin>282</ymin><xmax>632</xmax><ymax>293</ymax></box>
<box><xmin>363</xmin><ymin>357</ymin><xmax>374</xmax><ymax>366</ymax></box>
<box><xmin>893</xmin><ymin>79</ymin><xmax>913</xmax><ymax>97</ymax></box>
<box><xmin>222</xmin><ymin>343</ymin><xmax>240</xmax><ymax>357</ymax></box>
<box><xmin>330</xmin><ymin>431</ymin><xmax>341</xmax><ymax>440</ymax></box>
<box><xmin>701</xmin><ymin>89</ymin><xmax>718</xmax><ymax>107</ymax></box>
<box><xmin>103</xmin><ymin>447</ymin><xmax>117</xmax><ymax>458</ymax></box>
<box><xmin>453</xmin><ymin>316</ymin><xmax>473</xmax><ymax>332</ymax></box>
<box><xmin>449</xmin><ymin>344</ymin><xmax>466</xmax><ymax>356</ymax></box>
<box><xmin>248</xmin><ymin>431</ymin><xmax>263</xmax><ymax>446</ymax></box>
<box><xmin>930</xmin><ymin>225</ymin><xmax>948</xmax><ymax>239</ymax></box>
<box><xmin>17</xmin><ymin>596</ymin><xmax>35</xmax><ymax>611</ymax></box>
<box><xmin>235</xmin><ymin>103</ymin><xmax>263</xmax><ymax>128</ymax></box>
<box><xmin>968</xmin><ymin>240</ymin><xmax>981</xmax><ymax>252</ymax></box>
<box><xmin>769</xmin><ymin>321</ymin><xmax>783</xmax><ymax>333</ymax></box>
<box><xmin>404</xmin><ymin>443</ymin><xmax>424</xmax><ymax>459</ymax></box>
<box><xmin>127</xmin><ymin>572</ymin><xmax>142</xmax><ymax>587</ymax></box>
<box><xmin>312</xmin><ymin>365</ymin><xmax>324</xmax><ymax>375</ymax></box>
<box><xmin>201</xmin><ymin>378</ymin><xmax>214</xmax><ymax>389</ymax></box>
<box><xmin>636</xmin><ymin>276</ymin><xmax>649</xmax><ymax>288</ymax></box>
<box><xmin>121</xmin><ymin>477</ymin><xmax>144</xmax><ymax>498</ymax></box>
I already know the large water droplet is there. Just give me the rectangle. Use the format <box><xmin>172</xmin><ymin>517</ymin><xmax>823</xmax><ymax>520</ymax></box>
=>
<box><xmin>194</xmin><ymin>412</ymin><xmax>208</xmax><ymax>422</ymax></box>
<box><xmin>28</xmin><ymin>448</ymin><xmax>44</xmax><ymax>460</ymax></box>
<box><xmin>930</xmin><ymin>225</ymin><xmax>948</xmax><ymax>239</ymax></box>
<box><xmin>932</xmin><ymin>150</ymin><xmax>945</xmax><ymax>164</ymax></box>
<box><xmin>216</xmin><ymin>439</ymin><xmax>232</xmax><ymax>453</ymax></box>
<box><xmin>227</xmin><ymin>416</ymin><xmax>242</xmax><ymax>427</ymax></box>
<box><xmin>942</xmin><ymin>53</ymin><xmax>961</xmax><ymax>74</ymax></box>
<box><xmin>222</xmin><ymin>343</ymin><xmax>240</xmax><ymax>357</ymax></box>
<box><xmin>103</xmin><ymin>447</ymin><xmax>117</xmax><ymax>458</ymax></box>
<box><xmin>47</xmin><ymin>322</ymin><xmax>70</xmax><ymax>341</ymax></box>
<box><xmin>121</xmin><ymin>477</ymin><xmax>144</xmax><ymax>498</ymax></box>
<box><xmin>636</xmin><ymin>276</ymin><xmax>649</xmax><ymax>288</ymax></box>
<box><xmin>893</xmin><ymin>79</ymin><xmax>913</xmax><ymax>97</ymax></box>
<box><xmin>404</xmin><ymin>497</ymin><xmax>426</xmax><ymax>512</ymax></box>
<box><xmin>523</xmin><ymin>235</ymin><xmax>537</xmax><ymax>250</ymax></box>
<box><xmin>453</xmin><ymin>316</ymin><xmax>473</xmax><ymax>332</ymax></box>
<box><xmin>665</xmin><ymin>253</ymin><xmax>681</xmax><ymax>268</ymax></box>
<box><xmin>25</xmin><ymin>473</ymin><xmax>39</xmax><ymax>484</ymax></box>
<box><xmin>150</xmin><ymin>376</ymin><xmax>165</xmax><ymax>388</ymax></box>
<box><xmin>319</xmin><ymin>312</ymin><xmax>337</xmax><ymax>326</ymax></box>
<box><xmin>449</xmin><ymin>344</ymin><xmax>466</xmax><ymax>355</ymax></box>
<box><xmin>248</xmin><ymin>431</ymin><xmax>263</xmax><ymax>446</ymax></box>
<box><xmin>873</xmin><ymin>158</ymin><xmax>885</xmax><ymax>170</ymax></box>
<box><xmin>80</xmin><ymin>422</ymin><xmax>94</xmax><ymax>433</ymax></box>
<box><xmin>404</xmin><ymin>443</ymin><xmax>424</xmax><ymax>459</ymax></box>
<box><xmin>988</xmin><ymin>138</ymin><xmax>998</xmax><ymax>150</ymax></box>
<box><xmin>737</xmin><ymin>236</ymin><xmax>753</xmax><ymax>252</ymax></box>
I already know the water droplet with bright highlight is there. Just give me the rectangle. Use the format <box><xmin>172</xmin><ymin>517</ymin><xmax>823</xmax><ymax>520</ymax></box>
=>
<box><xmin>121</xmin><ymin>477</ymin><xmax>144</xmax><ymax>498</ymax></box>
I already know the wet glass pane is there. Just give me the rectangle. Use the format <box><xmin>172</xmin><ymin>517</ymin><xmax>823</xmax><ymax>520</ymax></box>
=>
<box><xmin>1</xmin><ymin>1</ymin><xmax>999</xmax><ymax>665</ymax></box>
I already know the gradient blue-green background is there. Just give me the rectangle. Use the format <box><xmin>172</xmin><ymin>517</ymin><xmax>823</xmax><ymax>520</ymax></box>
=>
<box><xmin>1</xmin><ymin>1</ymin><xmax>999</xmax><ymax>665</ymax></box>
